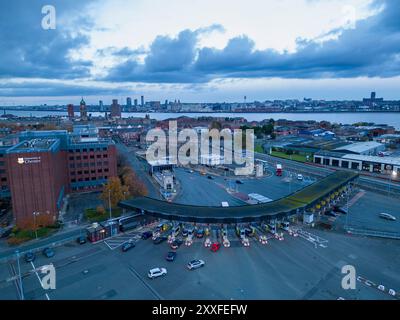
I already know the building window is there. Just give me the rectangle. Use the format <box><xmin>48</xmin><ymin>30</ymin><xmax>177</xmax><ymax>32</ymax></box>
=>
<box><xmin>70</xmin><ymin>164</ymin><xmax>75</xmax><ymax>169</ymax></box>
<box><xmin>90</xmin><ymin>162</ymin><xmax>95</xmax><ymax>167</ymax></box>
<box><xmin>71</xmin><ymin>179</ymin><xmax>76</xmax><ymax>183</ymax></box>
<box><xmin>103</xmin><ymin>147</ymin><xmax>107</xmax><ymax>151</ymax></box>
<box><xmin>96</xmin><ymin>154</ymin><xmax>101</xmax><ymax>159</ymax></box>
<box><xmin>90</xmin><ymin>155</ymin><xmax>94</xmax><ymax>159</ymax></box>
<box><xmin>98</xmin><ymin>169</ymin><xmax>103</xmax><ymax>173</ymax></box>
<box><xmin>1</xmin><ymin>177</ymin><xmax>7</xmax><ymax>182</ymax></box>
<box><xmin>91</xmin><ymin>177</ymin><xmax>96</xmax><ymax>181</ymax></box>
<box><xmin>71</xmin><ymin>171</ymin><xmax>76</xmax><ymax>176</ymax></box>
<box><xmin>91</xmin><ymin>170</ymin><xmax>95</xmax><ymax>174</ymax></box>
<box><xmin>104</xmin><ymin>168</ymin><xmax>109</xmax><ymax>173</ymax></box>
<box><xmin>84</xmin><ymin>170</ymin><xmax>89</xmax><ymax>174</ymax></box>
<box><xmin>85</xmin><ymin>177</ymin><xmax>90</xmax><ymax>181</ymax></box>
<box><xmin>83</xmin><ymin>156</ymin><xmax>88</xmax><ymax>160</ymax></box>
<box><xmin>83</xmin><ymin>149</ymin><xmax>87</xmax><ymax>152</ymax></box>
<box><xmin>97</xmin><ymin>162</ymin><xmax>102</xmax><ymax>166</ymax></box>
<box><xmin>103</xmin><ymin>154</ymin><xmax>108</xmax><ymax>158</ymax></box>
<box><xmin>78</xmin><ymin>171</ymin><xmax>82</xmax><ymax>175</ymax></box>
<box><xmin>69</xmin><ymin>157</ymin><xmax>74</xmax><ymax>161</ymax></box>
<box><xmin>90</xmin><ymin>148</ymin><xmax>94</xmax><ymax>152</ymax></box>
<box><xmin>76</xmin><ymin>156</ymin><xmax>81</xmax><ymax>160</ymax></box>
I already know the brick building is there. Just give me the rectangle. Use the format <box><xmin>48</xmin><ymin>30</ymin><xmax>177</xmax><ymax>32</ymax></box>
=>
<box><xmin>0</xmin><ymin>126</ymin><xmax>117</xmax><ymax>228</ymax></box>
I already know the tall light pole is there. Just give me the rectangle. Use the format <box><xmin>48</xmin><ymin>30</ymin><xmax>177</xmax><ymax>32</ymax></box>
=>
<box><xmin>108</xmin><ymin>188</ymin><xmax>112</xmax><ymax>221</ymax></box>
<box><xmin>33</xmin><ymin>212</ymin><xmax>39</xmax><ymax>239</ymax></box>
<box><xmin>15</xmin><ymin>250</ymin><xmax>24</xmax><ymax>300</ymax></box>
<box><xmin>389</xmin><ymin>170</ymin><xmax>397</xmax><ymax>197</ymax></box>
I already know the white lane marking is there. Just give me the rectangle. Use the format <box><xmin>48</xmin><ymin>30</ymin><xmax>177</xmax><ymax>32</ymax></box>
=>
<box><xmin>30</xmin><ymin>261</ymin><xmax>50</xmax><ymax>301</ymax></box>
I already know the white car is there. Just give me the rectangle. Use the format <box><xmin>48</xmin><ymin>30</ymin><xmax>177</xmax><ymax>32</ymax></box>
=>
<box><xmin>148</xmin><ymin>267</ymin><xmax>167</xmax><ymax>279</ymax></box>
<box><xmin>187</xmin><ymin>259</ymin><xmax>205</xmax><ymax>270</ymax></box>
<box><xmin>297</xmin><ymin>174</ymin><xmax>304</xmax><ymax>181</ymax></box>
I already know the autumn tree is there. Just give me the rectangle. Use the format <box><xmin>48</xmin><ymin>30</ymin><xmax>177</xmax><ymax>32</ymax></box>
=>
<box><xmin>100</xmin><ymin>177</ymin><xmax>129</xmax><ymax>209</ymax></box>
<box><xmin>120</xmin><ymin>166</ymin><xmax>148</xmax><ymax>198</ymax></box>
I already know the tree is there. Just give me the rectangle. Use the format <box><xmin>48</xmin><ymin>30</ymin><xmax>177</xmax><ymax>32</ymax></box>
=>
<box><xmin>124</xmin><ymin>172</ymin><xmax>148</xmax><ymax>198</ymax></box>
<box><xmin>100</xmin><ymin>177</ymin><xmax>129</xmax><ymax>209</ymax></box>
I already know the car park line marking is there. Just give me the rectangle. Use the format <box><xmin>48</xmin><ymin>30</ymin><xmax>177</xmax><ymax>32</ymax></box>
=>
<box><xmin>30</xmin><ymin>261</ymin><xmax>50</xmax><ymax>301</ymax></box>
<box><xmin>127</xmin><ymin>265</ymin><xmax>163</xmax><ymax>300</ymax></box>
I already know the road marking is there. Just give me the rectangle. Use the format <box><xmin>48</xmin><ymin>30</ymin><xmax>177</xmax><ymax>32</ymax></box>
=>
<box><xmin>30</xmin><ymin>261</ymin><xmax>50</xmax><ymax>301</ymax></box>
<box><xmin>347</xmin><ymin>190</ymin><xmax>366</xmax><ymax>207</ymax></box>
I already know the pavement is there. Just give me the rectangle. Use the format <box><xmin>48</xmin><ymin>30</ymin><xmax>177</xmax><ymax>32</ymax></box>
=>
<box><xmin>1</xmin><ymin>223</ymin><xmax>399</xmax><ymax>300</ymax></box>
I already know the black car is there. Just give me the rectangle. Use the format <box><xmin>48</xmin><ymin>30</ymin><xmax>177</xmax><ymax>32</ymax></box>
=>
<box><xmin>153</xmin><ymin>236</ymin><xmax>167</xmax><ymax>245</ymax></box>
<box><xmin>324</xmin><ymin>210</ymin><xmax>338</xmax><ymax>218</ymax></box>
<box><xmin>207</xmin><ymin>176</ymin><xmax>214</xmax><ymax>180</ymax></box>
<box><xmin>24</xmin><ymin>252</ymin><xmax>35</xmax><ymax>263</ymax></box>
<box><xmin>333</xmin><ymin>206</ymin><xmax>348</xmax><ymax>215</ymax></box>
<box><xmin>42</xmin><ymin>247</ymin><xmax>55</xmax><ymax>258</ymax></box>
<box><xmin>182</xmin><ymin>229</ymin><xmax>189</xmax><ymax>237</ymax></box>
<box><xmin>77</xmin><ymin>236</ymin><xmax>87</xmax><ymax>245</ymax></box>
<box><xmin>141</xmin><ymin>231</ymin><xmax>153</xmax><ymax>240</ymax></box>
<box><xmin>170</xmin><ymin>239</ymin><xmax>184</xmax><ymax>249</ymax></box>
<box><xmin>122</xmin><ymin>241</ymin><xmax>136</xmax><ymax>252</ymax></box>
<box><xmin>236</xmin><ymin>180</ymin><xmax>244</xmax><ymax>184</ymax></box>
<box><xmin>165</xmin><ymin>251</ymin><xmax>177</xmax><ymax>262</ymax></box>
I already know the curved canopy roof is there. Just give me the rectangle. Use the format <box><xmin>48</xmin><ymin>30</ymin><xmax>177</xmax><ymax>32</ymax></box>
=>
<box><xmin>120</xmin><ymin>171</ymin><xmax>358</xmax><ymax>223</ymax></box>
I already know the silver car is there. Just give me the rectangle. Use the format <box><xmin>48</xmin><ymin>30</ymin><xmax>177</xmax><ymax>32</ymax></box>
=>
<box><xmin>148</xmin><ymin>267</ymin><xmax>167</xmax><ymax>279</ymax></box>
<box><xmin>187</xmin><ymin>259</ymin><xmax>205</xmax><ymax>270</ymax></box>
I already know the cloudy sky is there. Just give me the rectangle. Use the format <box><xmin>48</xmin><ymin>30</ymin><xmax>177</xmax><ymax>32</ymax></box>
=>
<box><xmin>0</xmin><ymin>0</ymin><xmax>399</xmax><ymax>105</ymax></box>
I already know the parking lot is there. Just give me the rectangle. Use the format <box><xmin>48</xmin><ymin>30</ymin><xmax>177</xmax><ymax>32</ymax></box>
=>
<box><xmin>1</xmin><ymin>219</ymin><xmax>399</xmax><ymax>300</ymax></box>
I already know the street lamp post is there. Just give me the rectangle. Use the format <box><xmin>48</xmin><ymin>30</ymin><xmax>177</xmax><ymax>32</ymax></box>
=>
<box><xmin>15</xmin><ymin>250</ymin><xmax>24</xmax><ymax>300</ymax></box>
<box><xmin>389</xmin><ymin>170</ymin><xmax>397</xmax><ymax>197</ymax></box>
<box><xmin>108</xmin><ymin>188</ymin><xmax>112</xmax><ymax>221</ymax></box>
<box><xmin>33</xmin><ymin>212</ymin><xmax>39</xmax><ymax>239</ymax></box>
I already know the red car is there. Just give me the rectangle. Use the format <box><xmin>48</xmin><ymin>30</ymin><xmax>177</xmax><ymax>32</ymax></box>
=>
<box><xmin>210</xmin><ymin>243</ymin><xmax>221</xmax><ymax>252</ymax></box>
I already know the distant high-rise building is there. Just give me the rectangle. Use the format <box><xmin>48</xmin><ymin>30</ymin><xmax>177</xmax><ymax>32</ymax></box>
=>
<box><xmin>127</xmin><ymin>97</ymin><xmax>132</xmax><ymax>108</ymax></box>
<box><xmin>371</xmin><ymin>92</ymin><xmax>376</xmax><ymax>100</ymax></box>
<box><xmin>110</xmin><ymin>99</ymin><xmax>121</xmax><ymax>118</ymax></box>
<box><xmin>141</xmin><ymin>95</ymin><xmax>145</xmax><ymax>107</ymax></box>
<box><xmin>80</xmin><ymin>98</ymin><xmax>87</xmax><ymax>121</ymax></box>
<box><xmin>99</xmin><ymin>100</ymin><xmax>104</xmax><ymax>112</ymax></box>
<box><xmin>67</xmin><ymin>104</ymin><xmax>74</xmax><ymax>119</ymax></box>
<box><xmin>134</xmin><ymin>99</ymin><xmax>138</xmax><ymax>108</ymax></box>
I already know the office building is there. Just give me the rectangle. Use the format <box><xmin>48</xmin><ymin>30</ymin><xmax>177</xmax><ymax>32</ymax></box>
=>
<box><xmin>80</xmin><ymin>98</ymin><xmax>88</xmax><ymax>121</ymax></box>
<box><xmin>1</xmin><ymin>126</ymin><xmax>117</xmax><ymax>228</ymax></box>
<box><xmin>67</xmin><ymin>104</ymin><xmax>74</xmax><ymax>119</ymax></box>
<box><xmin>110</xmin><ymin>99</ymin><xmax>122</xmax><ymax>118</ymax></box>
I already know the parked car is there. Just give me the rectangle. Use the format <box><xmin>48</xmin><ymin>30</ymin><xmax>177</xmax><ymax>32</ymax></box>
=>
<box><xmin>297</xmin><ymin>174</ymin><xmax>304</xmax><ymax>181</ymax></box>
<box><xmin>141</xmin><ymin>231</ymin><xmax>153</xmax><ymax>240</ymax></box>
<box><xmin>77</xmin><ymin>236</ymin><xmax>87</xmax><ymax>245</ymax></box>
<box><xmin>153</xmin><ymin>236</ymin><xmax>168</xmax><ymax>245</ymax></box>
<box><xmin>332</xmin><ymin>206</ymin><xmax>348</xmax><ymax>215</ymax></box>
<box><xmin>324</xmin><ymin>210</ymin><xmax>338</xmax><ymax>218</ymax></box>
<box><xmin>165</xmin><ymin>251</ymin><xmax>177</xmax><ymax>262</ymax></box>
<box><xmin>207</xmin><ymin>175</ymin><xmax>214</xmax><ymax>180</ymax></box>
<box><xmin>121</xmin><ymin>241</ymin><xmax>136</xmax><ymax>252</ymax></box>
<box><xmin>210</xmin><ymin>243</ymin><xmax>221</xmax><ymax>252</ymax></box>
<box><xmin>42</xmin><ymin>247</ymin><xmax>55</xmax><ymax>258</ymax></box>
<box><xmin>236</xmin><ymin>180</ymin><xmax>244</xmax><ymax>184</ymax></box>
<box><xmin>148</xmin><ymin>267</ymin><xmax>167</xmax><ymax>279</ymax></box>
<box><xmin>187</xmin><ymin>259</ymin><xmax>205</xmax><ymax>270</ymax></box>
<box><xmin>24</xmin><ymin>252</ymin><xmax>35</xmax><ymax>263</ymax></box>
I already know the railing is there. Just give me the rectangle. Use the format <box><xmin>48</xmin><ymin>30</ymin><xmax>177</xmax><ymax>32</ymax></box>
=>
<box><xmin>344</xmin><ymin>226</ymin><xmax>400</xmax><ymax>240</ymax></box>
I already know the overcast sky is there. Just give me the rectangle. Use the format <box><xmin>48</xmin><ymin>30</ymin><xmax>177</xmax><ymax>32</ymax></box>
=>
<box><xmin>0</xmin><ymin>0</ymin><xmax>399</xmax><ymax>105</ymax></box>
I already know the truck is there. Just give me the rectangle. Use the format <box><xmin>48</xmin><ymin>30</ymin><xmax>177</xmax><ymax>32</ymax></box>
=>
<box><xmin>276</xmin><ymin>164</ymin><xmax>283</xmax><ymax>176</ymax></box>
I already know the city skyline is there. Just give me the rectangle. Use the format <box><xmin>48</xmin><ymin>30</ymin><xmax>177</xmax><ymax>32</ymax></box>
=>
<box><xmin>1</xmin><ymin>0</ymin><xmax>400</xmax><ymax>104</ymax></box>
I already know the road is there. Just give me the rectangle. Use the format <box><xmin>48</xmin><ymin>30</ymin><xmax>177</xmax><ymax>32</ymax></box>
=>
<box><xmin>116</xmin><ymin>143</ymin><xmax>161</xmax><ymax>200</ymax></box>
<box><xmin>1</xmin><ymin>224</ymin><xmax>399</xmax><ymax>300</ymax></box>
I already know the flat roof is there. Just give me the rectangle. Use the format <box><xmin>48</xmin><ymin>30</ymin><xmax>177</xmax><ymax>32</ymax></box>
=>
<box><xmin>7</xmin><ymin>138</ymin><xmax>59</xmax><ymax>153</ymax></box>
<box><xmin>334</xmin><ymin>141</ymin><xmax>383</xmax><ymax>153</ymax></box>
<box><xmin>342</xmin><ymin>154</ymin><xmax>400</xmax><ymax>166</ymax></box>
<box><xmin>120</xmin><ymin>171</ymin><xmax>358</xmax><ymax>223</ymax></box>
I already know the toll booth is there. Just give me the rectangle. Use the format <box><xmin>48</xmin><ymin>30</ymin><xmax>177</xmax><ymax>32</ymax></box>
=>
<box><xmin>100</xmin><ymin>221</ymin><xmax>119</xmax><ymax>238</ymax></box>
<box><xmin>86</xmin><ymin>223</ymin><xmax>106</xmax><ymax>243</ymax></box>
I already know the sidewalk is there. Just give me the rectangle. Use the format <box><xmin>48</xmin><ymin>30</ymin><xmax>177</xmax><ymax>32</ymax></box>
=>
<box><xmin>0</xmin><ymin>224</ymin><xmax>87</xmax><ymax>263</ymax></box>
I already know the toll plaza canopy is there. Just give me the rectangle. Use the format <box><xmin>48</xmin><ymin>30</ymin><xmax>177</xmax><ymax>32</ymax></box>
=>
<box><xmin>119</xmin><ymin>171</ymin><xmax>359</xmax><ymax>223</ymax></box>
